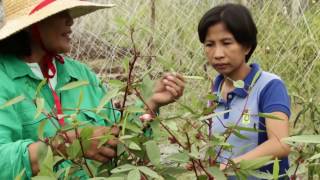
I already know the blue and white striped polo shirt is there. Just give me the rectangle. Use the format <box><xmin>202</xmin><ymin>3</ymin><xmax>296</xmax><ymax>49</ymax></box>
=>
<box><xmin>211</xmin><ymin>63</ymin><xmax>291</xmax><ymax>179</ymax></box>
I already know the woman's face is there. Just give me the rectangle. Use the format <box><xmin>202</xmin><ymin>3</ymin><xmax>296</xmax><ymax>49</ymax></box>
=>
<box><xmin>204</xmin><ymin>22</ymin><xmax>250</xmax><ymax>76</ymax></box>
<box><xmin>37</xmin><ymin>11</ymin><xmax>74</xmax><ymax>53</ymax></box>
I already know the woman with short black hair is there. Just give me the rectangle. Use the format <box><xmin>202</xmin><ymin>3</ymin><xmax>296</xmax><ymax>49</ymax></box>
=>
<box><xmin>198</xmin><ymin>3</ymin><xmax>290</xmax><ymax>179</ymax></box>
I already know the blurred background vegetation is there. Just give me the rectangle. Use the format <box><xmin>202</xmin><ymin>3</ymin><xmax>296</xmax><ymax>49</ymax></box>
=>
<box><xmin>70</xmin><ymin>0</ymin><xmax>320</xmax><ymax>135</ymax></box>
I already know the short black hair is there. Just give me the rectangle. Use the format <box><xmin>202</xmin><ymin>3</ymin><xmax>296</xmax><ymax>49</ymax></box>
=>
<box><xmin>198</xmin><ymin>3</ymin><xmax>257</xmax><ymax>62</ymax></box>
<box><xmin>0</xmin><ymin>30</ymin><xmax>32</xmax><ymax>57</ymax></box>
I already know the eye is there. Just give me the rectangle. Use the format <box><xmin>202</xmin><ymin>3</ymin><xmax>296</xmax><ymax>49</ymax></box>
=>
<box><xmin>204</xmin><ymin>42</ymin><xmax>214</xmax><ymax>47</ymax></box>
<box><xmin>223</xmin><ymin>41</ymin><xmax>232</xmax><ymax>45</ymax></box>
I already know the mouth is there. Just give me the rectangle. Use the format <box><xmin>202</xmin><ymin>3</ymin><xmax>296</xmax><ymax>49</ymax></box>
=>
<box><xmin>213</xmin><ymin>63</ymin><xmax>229</xmax><ymax>70</ymax></box>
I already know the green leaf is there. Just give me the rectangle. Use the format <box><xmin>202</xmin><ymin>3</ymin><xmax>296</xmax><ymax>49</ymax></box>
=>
<box><xmin>77</xmin><ymin>90</ymin><xmax>84</xmax><ymax>108</ymax></box>
<box><xmin>125</xmin><ymin>122</ymin><xmax>143</xmax><ymax>134</ymax></box>
<box><xmin>34</xmin><ymin>97</ymin><xmax>45</xmax><ymax>119</ymax></box>
<box><xmin>257</xmin><ymin>113</ymin><xmax>284</xmax><ymax>120</ymax></box>
<box><xmin>126</xmin><ymin>106</ymin><xmax>145</xmax><ymax>113</ymax></box>
<box><xmin>37</xmin><ymin>119</ymin><xmax>48</xmax><ymax>140</ymax></box>
<box><xmin>127</xmin><ymin>169</ymin><xmax>140</xmax><ymax>180</ymax></box>
<box><xmin>0</xmin><ymin>95</ymin><xmax>25</xmax><ymax>109</ymax></box>
<box><xmin>183</xmin><ymin>76</ymin><xmax>205</xmax><ymax>80</ymax></box>
<box><xmin>167</xmin><ymin>152</ymin><xmax>189</xmax><ymax>163</ymax></box>
<box><xmin>198</xmin><ymin>110</ymin><xmax>231</xmax><ymax>121</ymax></box>
<box><xmin>273</xmin><ymin>158</ymin><xmax>279</xmax><ymax>180</ymax></box>
<box><xmin>32</xmin><ymin>176</ymin><xmax>56</xmax><ymax>180</ymax></box>
<box><xmin>66</xmin><ymin>139</ymin><xmax>81</xmax><ymax>159</ymax></box>
<box><xmin>80</xmin><ymin>126</ymin><xmax>94</xmax><ymax>151</ymax></box>
<box><xmin>35</xmin><ymin>79</ymin><xmax>47</xmax><ymax>97</ymax></box>
<box><xmin>14</xmin><ymin>168</ymin><xmax>25</xmax><ymax>180</ymax></box>
<box><xmin>150</xmin><ymin>120</ymin><xmax>160</xmax><ymax>140</ymax></box>
<box><xmin>111</xmin><ymin>164</ymin><xmax>136</xmax><ymax>174</ymax></box>
<box><xmin>233</xmin><ymin>80</ymin><xmax>245</xmax><ymax>88</ymax></box>
<box><xmin>207</xmin><ymin>167</ymin><xmax>227</xmax><ymax>180</ymax></box>
<box><xmin>138</xmin><ymin>166</ymin><xmax>161</xmax><ymax>179</ymax></box>
<box><xmin>145</xmin><ymin>140</ymin><xmax>160</xmax><ymax>166</ymax></box>
<box><xmin>240</xmin><ymin>156</ymin><xmax>272</xmax><ymax>170</ymax></box>
<box><xmin>119</xmin><ymin>135</ymin><xmax>136</xmax><ymax>141</ymax></box>
<box><xmin>248</xmin><ymin>170</ymin><xmax>274</xmax><ymax>179</ymax></box>
<box><xmin>128</xmin><ymin>141</ymin><xmax>141</xmax><ymax>150</ymax></box>
<box><xmin>38</xmin><ymin>148</ymin><xmax>55</xmax><ymax>177</ymax></box>
<box><xmin>232</xmin><ymin>130</ymin><xmax>249</xmax><ymax>140</ymax></box>
<box><xmin>108</xmin><ymin>79</ymin><xmax>125</xmax><ymax>88</ymax></box>
<box><xmin>96</xmin><ymin>89</ymin><xmax>119</xmax><ymax>113</ymax></box>
<box><xmin>59</xmin><ymin>80</ymin><xmax>89</xmax><ymax>91</ymax></box>
<box><xmin>140</xmin><ymin>75</ymin><xmax>154</xmax><ymax>99</ymax></box>
<box><xmin>232</xmin><ymin>125</ymin><xmax>264</xmax><ymax>132</ymax></box>
<box><xmin>283</xmin><ymin>135</ymin><xmax>320</xmax><ymax>144</ymax></box>
<box><xmin>97</xmin><ymin>134</ymin><xmax>114</xmax><ymax>148</ymax></box>
<box><xmin>310</xmin><ymin>153</ymin><xmax>320</xmax><ymax>160</ymax></box>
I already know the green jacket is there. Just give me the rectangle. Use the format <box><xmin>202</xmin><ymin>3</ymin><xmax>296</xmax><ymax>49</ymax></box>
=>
<box><xmin>0</xmin><ymin>55</ymin><xmax>120</xmax><ymax>179</ymax></box>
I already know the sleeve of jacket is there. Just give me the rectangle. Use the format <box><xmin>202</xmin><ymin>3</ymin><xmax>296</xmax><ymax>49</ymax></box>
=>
<box><xmin>0</xmin><ymin>92</ymin><xmax>35</xmax><ymax>179</ymax></box>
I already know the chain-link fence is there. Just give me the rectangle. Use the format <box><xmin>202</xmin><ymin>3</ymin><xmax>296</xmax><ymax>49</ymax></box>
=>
<box><xmin>70</xmin><ymin>0</ymin><xmax>320</xmax><ymax>130</ymax></box>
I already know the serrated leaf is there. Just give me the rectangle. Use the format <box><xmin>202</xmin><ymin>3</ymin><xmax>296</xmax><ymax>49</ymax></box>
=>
<box><xmin>34</xmin><ymin>97</ymin><xmax>45</xmax><ymax>119</ymax></box>
<box><xmin>96</xmin><ymin>89</ymin><xmax>119</xmax><ymax>113</ymax></box>
<box><xmin>240</xmin><ymin>156</ymin><xmax>272</xmax><ymax>170</ymax></box>
<box><xmin>257</xmin><ymin>113</ymin><xmax>284</xmax><ymax>120</ymax></box>
<box><xmin>138</xmin><ymin>166</ymin><xmax>161</xmax><ymax>179</ymax></box>
<box><xmin>59</xmin><ymin>80</ymin><xmax>89</xmax><ymax>91</ymax></box>
<box><xmin>167</xmin><ymin>152</ymin><xmax>189</xmax><ymax>163</ymax></box>
<box><xmin>66</xmin><ymin>139</ymin><xmax>81</xmax><ymax>159</ymax></box>
<box><xmin>38</xmin><ymin>119</ymin><xmax>48</xmax><ymax>140</ymax></box>
<box><xmin>38</xmin><ymin>148</ymin><xmax>55</xmax><ymax>177</ymax></box>
<box><xmin>127</xmin><ymin>169</ymin><xmax>140</xmax><ymax>180</ymax></box>
<box><xmin>145</xmin><ymin>140</ymin><xmax>160</xmax><ymax>166</ymax></box>
<box><xmin>0</xmin><ymin>95</ymin><xmax>25</xmax><ymax>109</ymax></box>
<box><xmin>283</xmin><ymin>135</ymin><xmax>320</xmax><ymax>144</ymax></box>
<box><xmin>273</xmin><ymin>158</ymin><xmax>279</xmax><ymax>180</ymax></box>
<box><xmin>207</xmin><ymin>167</ymin><xmax>226</xmax><ymax>180</ymax></box>
<box><xmin>128</xmin><ymin>141</ymin><xmax>141</xmax><ymax>150</ymax></box>
<box><xmin>111</xmin><ymin>164</ymin><xmax>136</xmax><ymax>174</ymax></box>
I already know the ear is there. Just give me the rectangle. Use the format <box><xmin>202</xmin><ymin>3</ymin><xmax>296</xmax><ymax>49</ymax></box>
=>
<box><xmin>244</xmin><ymin>45</ymin><xmax>251</xmax><ymax>55</ymax></box>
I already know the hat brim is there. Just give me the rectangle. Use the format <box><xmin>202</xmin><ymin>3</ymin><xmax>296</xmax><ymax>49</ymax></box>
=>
<box><xmin>0</xmin><ymin>0</ymin><xmax>115</xmax><ymax>40</ymax></box>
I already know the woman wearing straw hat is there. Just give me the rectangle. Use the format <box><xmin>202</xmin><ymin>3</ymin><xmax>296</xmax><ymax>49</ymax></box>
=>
<box><xmin>0</xmin><ymin>0</ymin><xmax>185</xmax><ymax>179</ymax></box>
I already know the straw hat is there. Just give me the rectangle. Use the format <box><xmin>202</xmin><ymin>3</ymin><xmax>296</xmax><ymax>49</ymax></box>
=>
<box><xmin>0</xmin><ymin>0</ymin><xmax>115</xmax><ymax>40</ymax></box>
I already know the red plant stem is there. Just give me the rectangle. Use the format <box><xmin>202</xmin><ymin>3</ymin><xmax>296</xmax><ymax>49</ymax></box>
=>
<box><xmin>120</xmin><ymin>28</ymin><xmax>139</xmax><ymax>121</ymax></box>
<box><xmin>75</xmin><ymin>127</ymin><xmax>94</xmax><ymax>178</ymax></box>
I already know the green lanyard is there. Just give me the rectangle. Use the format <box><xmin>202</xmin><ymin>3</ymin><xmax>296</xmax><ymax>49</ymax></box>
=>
<box><xmin>242</xmin><ymin>70</ymin><xmax>262</xmax><ymax>125</ymax></box>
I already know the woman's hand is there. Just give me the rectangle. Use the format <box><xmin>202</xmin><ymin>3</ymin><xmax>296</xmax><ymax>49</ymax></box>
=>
<box><xmin>82</xmin><ymin>126</ymin><xmax>119</xmax><ymax>163</ymax></box>
<box><xmin>147</xmin><ymin>73</ymin><xmax>185</xmax><ymax>112</ymax></box>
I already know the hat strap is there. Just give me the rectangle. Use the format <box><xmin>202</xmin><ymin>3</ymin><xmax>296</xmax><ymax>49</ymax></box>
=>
<box><xmin>29</xmin><ymin>0</ymin><xmax>56</xmax><ymax>15</ymax></box>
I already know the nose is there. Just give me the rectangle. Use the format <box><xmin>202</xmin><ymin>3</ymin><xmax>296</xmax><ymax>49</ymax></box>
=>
<box><xmin>213</xmin><ymin>46</ymin><xmax>224</xmax><ymax>60</ymax></box>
